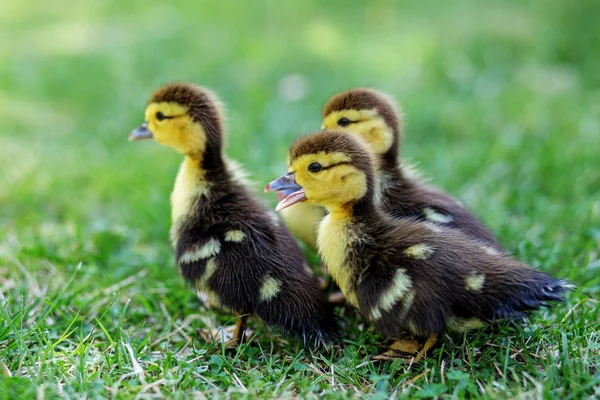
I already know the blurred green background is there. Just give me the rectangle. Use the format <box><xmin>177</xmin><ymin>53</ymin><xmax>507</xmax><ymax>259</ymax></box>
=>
<box><xmin>1</xmin><ymin>0</ymin><xmax>599</xmax><ymax>397</ymax></box>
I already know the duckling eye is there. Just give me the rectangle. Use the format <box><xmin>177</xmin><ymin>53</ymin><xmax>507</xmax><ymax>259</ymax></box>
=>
<box><xmin>308</xmin><ymin>162</ymin><xmax>323</xmax><ymax>173</ymax></box>
<box><xmin>337</xmin><ymin>117</ymin><xmax>351</xmax><ymax>127</ymax></box>
<box><xmin>156</xmin><ymin>111</ymin><xmax>166</xmax><ymax>121</ymax></box>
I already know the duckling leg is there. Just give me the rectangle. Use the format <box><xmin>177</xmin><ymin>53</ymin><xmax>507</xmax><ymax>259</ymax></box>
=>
<box><xmin>224</xmin><ymin>314</ymin><xmax>249</xmax><ymax>348</ymax></box>
<box><xmin>371</xmin><ymin>338</ymin><xmax>422</xmax><ymax>361</ymax></box>
<box><xmin>371</xmin><ymin>334</ymin><xmax>439</xmax><ymax>362</ymax></box>
<box><xmin>412</xmin><ymin>334</ymin><xmax>438</xmax><ymax>363</ymax></box>
<box><xmin>198</xmin><ymin>314</ymin><xmax>250</xmax><ymax>348</ymax></box>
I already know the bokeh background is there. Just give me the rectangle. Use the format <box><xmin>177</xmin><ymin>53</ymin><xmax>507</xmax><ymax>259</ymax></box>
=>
<box><xmin>1</xmin><ymin>0</ymin><xmax>599</xmax><ymax>397</ymax></box>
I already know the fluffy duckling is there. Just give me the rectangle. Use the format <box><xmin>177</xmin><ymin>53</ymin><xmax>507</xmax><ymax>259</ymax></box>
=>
<box><xmin>129</xmin><ymin>83</ymin><xmax>338</xmax><ymax>347</ymax></box>
<box><xmin>267</xmin><ymin>131</ymin><xmax>571</xmax><ymax>361</ymax></box>
<box><xmin>321</xmin><ymin>88</ymin><xmax>501</xmax><ymax>249</ymax></box>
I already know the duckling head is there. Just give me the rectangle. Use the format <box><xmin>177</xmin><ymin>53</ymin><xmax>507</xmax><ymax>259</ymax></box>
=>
<box><xmin>130</xmin><ymin>83</ymin><xmax>225</xmax><ymax>168</ymax></box>
<box><xmin>321</xmin><ymin>88</ymin><xmax>401</xmax><ymax>170</ymax></box>
<box><xmin>266</xmin><ymin>130</ymin><xmax>377</xmax><ymax>212</ymax></box>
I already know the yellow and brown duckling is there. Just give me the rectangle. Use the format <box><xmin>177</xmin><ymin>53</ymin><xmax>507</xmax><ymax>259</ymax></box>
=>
<box><xmin>129</xmin><ymin>83</ymin><xmax>338</xmax><ymax>348</ymax></box>
<box><xmin>267</xmin><ymin>131</ymin><xmax>571</xmax><ymax>361</ymax></box>
<box><xmin>321</xmin><ymin>88</ymin><xmax>501</xmax><ymax>248</ymax></box>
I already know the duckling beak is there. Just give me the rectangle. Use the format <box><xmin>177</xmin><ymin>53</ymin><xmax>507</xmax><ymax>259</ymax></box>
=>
<box><xmin>264</xmin><ymin>173</ymin><xmax>307</xmax><ymax>211</ymax></box>
<box><xmin>129</xmin><ymin>122</ymin><xmax>154</xmax><ymax>141</ymax></box>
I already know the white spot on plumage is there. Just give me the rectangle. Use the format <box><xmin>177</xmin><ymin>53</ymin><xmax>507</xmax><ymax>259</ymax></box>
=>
<box><xmin>465</xmin><ymin>273</ymin><xmax>486</xmax><ymax>292</ymax></box>
<box><xmin>481</xmin><ymin>245</ymin><xmax>500</xmax><ymax>256</ymax></box>
<box><xmin>202</xmin><ymin>257</ymin><xmax>218</xmax><ymax>282</ymax></box>
<box><xmin>402</xmin><ymin>290</ymin><xmax>416</xmax><ymax>313</ymax></box>
<box><xmin>179</xmin><ymin>238</ymin><xmax>221</xmax><ymax>264</ymax></box>
<box><xmin>195</xmin><ymin>258</ymin><xmax>222</xmax><ymax>308</ymax></box>
<box><xmin>398</xmin><ymin>159</ymin><xmax>426</xmax><ymax>183</ymax></box>
<box><xmin>381</xmin><ymin>269</ymin><xmax>412</xmax><ymax>311</ymax></box>
<box><xmin>447</xmin><ymin>317</ymin><xmax>487</xmax><ymax>332</ymax></box>
<box><xmin>370</xmin><ymin>308</ymin><xmax>382</xmax><ymax>321</ymax></box>
<box><xmin>259</xmin><ymin>276</ymin><xmax>282</xmax><ymax>301</ymax></box>
<box><xmin>403</xmin><ymin>243</ymin><xmax>434</xmax><ymax>260</ymax></box>
<box><xmin>370</xmin><ymin>269</ymin><xmax>413</xmax><ymax>320</ymax></box>
<box><xmin>423</xmin><ymin>222</ymin><xmax>443</xmax><ymax>234</ymax></box>
<box><xmin>224</xmin><ymin>158</ymin><xmax>254</xmax><ymax>187</ymax></box>
<box><xmin>224</xmin><ymin>230</ymin><xmax>246</xmax><ymax>242</ymax></box>
<box><xmin>423</xmin><ymin>207</ymin><xmax>453</xmax><ymax>224</ymax></box>
<box><xmin>407</xmin><ymin>320</ymin><xmax>419</xmax><ymax>335</ymax></box>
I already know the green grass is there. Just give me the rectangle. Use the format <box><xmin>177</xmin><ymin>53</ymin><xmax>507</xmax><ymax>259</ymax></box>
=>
<box><xmin>1</xmin><ymin>0</ymin><xmax>599</xmax><ymax>398</ymax></box>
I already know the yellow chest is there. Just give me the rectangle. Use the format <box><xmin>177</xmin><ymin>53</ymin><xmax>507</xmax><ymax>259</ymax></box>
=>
<box><xmin>317</xmin><ymin>213</ymin><xmax>359</xmax><ymax>307</ymax></box>
<box><xmin>170</xmin><ymin>157</ymin><xmax>210</xmax><ymax>246</ymax></box>
<box><xmin>280</xmin><ymin>203</ymin><xmax>326</xmax><ymax>251</ymax></box>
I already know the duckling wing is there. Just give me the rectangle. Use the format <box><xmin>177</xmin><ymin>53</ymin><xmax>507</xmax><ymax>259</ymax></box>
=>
<box><xmin>199</xmin><ymin>221</ymin><xmax>339</xmax><ymax>347</ymax></box>
<box><xmin>358</xmin><ymin>219</ymin><xmax>570</xmax><ymax>336</ymax></box>
<box><xmin>382</xmin><ymin>170</ymin><xmax>502</xmax><ymax>250</ymax></box>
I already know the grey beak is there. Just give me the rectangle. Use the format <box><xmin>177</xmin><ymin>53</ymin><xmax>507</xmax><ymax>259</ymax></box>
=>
<box><xmin>129</xmin><ymin>122</ymin><xmax>154</xmax><ymax>141</ymax></box>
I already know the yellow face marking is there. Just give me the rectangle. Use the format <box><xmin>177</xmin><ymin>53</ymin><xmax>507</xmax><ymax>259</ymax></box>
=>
<box><xmin>259</xmin><ymin>276</ymin><xmax>282</xmax><ymax>301</ymax></box>
<box><xmin>447</xmin><ymin>317</ymin><xmax>487</xmax><ymax>333</ymax></box>
<box><xmin>403</xmin><ymin>243</ymin><xmax>434</xmax><ymax>260</ymax></box>
<box><xmin>145</xmin><ymin>102</ymin><xmax>207</xmax><ymax>156</ymax></box>
<box><xmin>224</xmin><ymin>230</ymin><xmax>246</xmax><ymax>243</ymax></box>
<box><xmin>423</xmin><ymin>208</ymin><xmax>454</xmax><ymax>224</ymax></box>
<box><xmin>279</xmin><ymin>202</ymin><xmax>326</xmax><ymax>250</ymax></box>
<box><xmin>322</xmin><ymin>109</ymin><xmax>393</xmax><ymax>156</ymax></box>
<box><xmin>170</xmin><ymin>158</ymin><xmax>212</xmax><ymax>246</ymax></box>
<box><xmin>465</xmin><ymin>273</ymin><xmax>485</xmax><ymax>292</ymax></box>
<box><xmin>290</xmin><ymin>152</ymin><xmax>367</xmax><ymax>212</ymax></box>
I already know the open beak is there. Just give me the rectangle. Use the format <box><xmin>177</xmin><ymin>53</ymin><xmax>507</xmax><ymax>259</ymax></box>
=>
<box><xmin>129</xmin><ymin>122</ymin><xmax>154</xmax><ymax>141</ymax></box>
<box><xmin>265</xmin><ymin>173</ymin><xmax>307</xmax><ymax>211</ymax></box>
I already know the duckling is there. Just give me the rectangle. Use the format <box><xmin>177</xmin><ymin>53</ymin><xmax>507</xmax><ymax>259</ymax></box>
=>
<box><xmin>129</xmin><ymin>83</ymin><xmax>338</xmax><ymax>348</ymax></box>
<box><xmin>267</xmin><ymin>131</ymin><xmax>571</xmax><ymax>361</ymax></box>
<box><xmin>321</xmin><ymin>88</ymin><xmax>501</xmax><ymax>249</ymax></box>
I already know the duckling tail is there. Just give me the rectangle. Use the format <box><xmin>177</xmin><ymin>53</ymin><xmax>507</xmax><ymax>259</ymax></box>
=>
<box><xmin>492</xmin><ymin>275</ymin><xmax>573</xmax><ymax>320</ymax></box>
